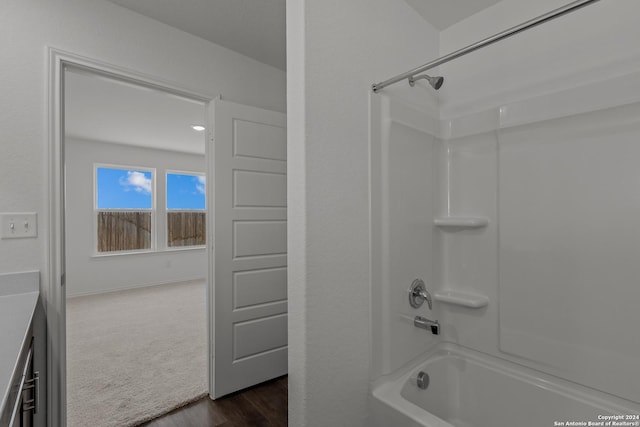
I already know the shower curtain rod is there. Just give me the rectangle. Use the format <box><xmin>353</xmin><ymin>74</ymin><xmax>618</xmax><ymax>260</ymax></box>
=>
<box><xmin>371</xmin><ymin>0</ymin><xmax>601</xmax><ymax>93</ymax></box>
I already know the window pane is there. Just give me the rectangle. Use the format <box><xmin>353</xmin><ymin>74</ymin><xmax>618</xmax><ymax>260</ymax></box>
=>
<box><xmin>97</xmin><ymin>167</ymin><xmax>153</xmax><ymax>209</ymax></box>
<box><xmin>96</xmin><ymin>166</ymin><xmax>153</xmax><ymax>253</ymax></box>
<box><xmin>167</xmin><ymin>173</ymin><xmax>206</xmax><ymax>247</ymax></box>
<box><xmin>166</xmin><ymin>173</ymin><xmax>206</xmax><ymax>210</ymax></box>
<box><xmin>167</xmin><ymin>212</ymin><xmax>206</xmax><ymax>247</ymax></box>
<box><xmin>97</xmin><ymin>211</ymin><xmax>151</xmax><ymax>252</ymax></box>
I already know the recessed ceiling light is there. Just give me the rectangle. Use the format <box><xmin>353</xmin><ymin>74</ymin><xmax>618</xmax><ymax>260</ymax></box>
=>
<box><xmin>191</xmin><ymin>125</ymin><xmax>205</xmax><ymax>131</ymax></box>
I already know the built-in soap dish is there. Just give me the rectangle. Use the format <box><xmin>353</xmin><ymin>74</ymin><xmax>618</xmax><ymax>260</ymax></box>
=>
<box><xmin>434</xmin><ymin>217</ymin><xmax>489</xmax><ymax>229</ymax></box>
<box><xmin>434</xmin><ymin>290</ymin><xmax>489</xmax><ymax>308</ymax></box>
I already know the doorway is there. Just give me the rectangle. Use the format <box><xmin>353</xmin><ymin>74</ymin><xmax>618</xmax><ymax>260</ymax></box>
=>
<box><xmin>48</xmin><ymin>49</ymin><xmax>288</xmax><ymax>427</ymax></box>
<box><xmin>47</xmin><ymin>50</ymin><xmax>215</xmax><ymax>427</ymax></box>
<box><xmin>63</xmin><ymin>66</ymin><xmax>208</xmax><ymax>426</ymax></box>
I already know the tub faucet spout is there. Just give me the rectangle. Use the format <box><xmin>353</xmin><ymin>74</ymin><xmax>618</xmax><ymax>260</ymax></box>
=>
<box><xmin>414</xmin><ymin>316</ymin><xmax>440</xmax><ymax>335</ymax></box>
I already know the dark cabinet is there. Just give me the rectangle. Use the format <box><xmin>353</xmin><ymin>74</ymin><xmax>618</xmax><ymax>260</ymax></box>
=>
<box><xmin>8</xmin><ymin>339</ymin><xmax>39</xmax><ymax>427</ymax></box>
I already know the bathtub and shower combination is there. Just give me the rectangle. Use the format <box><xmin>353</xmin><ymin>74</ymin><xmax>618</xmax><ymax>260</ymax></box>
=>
<box><xmin>369</xmin><ymin>1</ymin><xmax>640</xmax><ymax>426</ymax></box>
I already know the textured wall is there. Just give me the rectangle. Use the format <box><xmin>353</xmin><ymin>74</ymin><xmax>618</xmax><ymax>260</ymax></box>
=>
<box><xmin>286</xmin><ymin>1</ymin><xmax>439</xmax><ymax>425</ymax></box>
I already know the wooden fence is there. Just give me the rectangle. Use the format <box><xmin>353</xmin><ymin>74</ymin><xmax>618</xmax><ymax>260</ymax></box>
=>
<box><xmin>97</xmin><ymin>211</ymin><xmax>206</xmax><ymax>252</ymax></box>
<box><xmin>167</xmin><ymin>211</ymin><xmax>206</xmax><ymax>247</ymax></box>
<box><xmin>97</xmin><ymin>211</ymin><xmax>151</xmax><ymax>252</ymax></box>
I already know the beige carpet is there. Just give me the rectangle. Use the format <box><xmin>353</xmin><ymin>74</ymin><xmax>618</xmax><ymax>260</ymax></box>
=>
<box><xmin>66</xmin><ymin>280</ymin><xmax>208</xmax><ymax>427</ymax></box>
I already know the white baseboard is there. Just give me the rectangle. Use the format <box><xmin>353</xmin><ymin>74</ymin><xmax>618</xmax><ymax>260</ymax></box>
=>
<box><xmin>66</xmin><ymin>276</ymin><xmax>206</xmax><ymax>298</ymax></box>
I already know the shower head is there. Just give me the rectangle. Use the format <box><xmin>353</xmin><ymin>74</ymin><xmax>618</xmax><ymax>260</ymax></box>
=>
<box><xmin>408</xmin><ymin>74</ymin><xmax>444</xmax><ymax>90</ymax></box>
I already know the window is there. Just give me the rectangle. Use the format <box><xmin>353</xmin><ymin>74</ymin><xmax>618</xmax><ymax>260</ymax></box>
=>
<box><xmin>95</xmin><ymin>166</ymin><xmax>154</xmax><ymax>253</ymax></box>
<box><xmin>166</xmin><ymin>172</ymin><xmax>206</xmax><ymax>247</ymax></box>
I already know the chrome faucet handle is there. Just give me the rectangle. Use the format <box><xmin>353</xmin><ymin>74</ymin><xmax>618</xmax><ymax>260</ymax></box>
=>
<box><xmin>409</xmin><ymin>279</ymin><xmax>433</xmax><ymax>310</ymax></box>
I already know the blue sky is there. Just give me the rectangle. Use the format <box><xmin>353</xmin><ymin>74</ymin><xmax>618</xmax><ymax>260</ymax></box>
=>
<box><xmin>166</xmin><ymin>172</ymin><xmax>206</xmax><ymax>209</ymax></box>
<box><xmin>96</xmin><ymin>168</ymin><xmax>205</xmax><ymax>209</ymax></box>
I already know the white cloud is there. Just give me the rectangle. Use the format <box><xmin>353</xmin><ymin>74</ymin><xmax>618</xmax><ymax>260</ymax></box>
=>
<box><xmin>196</xmin><ymin>175</ymin><xmax>206</xmax><ymax>195</ymax></box>
<box><xmin>119</xmin><ymin>171</ymin><xmax>152</xmax><ymax>194</ymax></box>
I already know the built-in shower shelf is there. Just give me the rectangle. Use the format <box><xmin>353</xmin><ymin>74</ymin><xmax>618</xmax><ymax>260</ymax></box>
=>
<box><xmin>434</xmin><ymin>290</ymin><xmax>489</xmax><ymax>308</ymax></box>
<box><xmin>433</xmin><ymin>217</ymin><xmax>489</xmax><ymax>229</ymax></box>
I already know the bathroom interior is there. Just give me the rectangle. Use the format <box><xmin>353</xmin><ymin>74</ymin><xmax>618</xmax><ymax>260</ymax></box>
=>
<box><xmin>365</xmin><ymin>1</ymin><xmax>640</xmax><ymax>426</ymax></box>
<box><xmin>3</xmin><ymin>0</ymin><xmax>640</xmax><ymax>426</ymax></box>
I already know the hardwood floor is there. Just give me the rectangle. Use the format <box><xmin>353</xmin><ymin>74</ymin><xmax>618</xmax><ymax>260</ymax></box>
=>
<box><xmin>139</xmin><ymin>376</ymin><xmax>287</xmax><ymax>427</ymax></box>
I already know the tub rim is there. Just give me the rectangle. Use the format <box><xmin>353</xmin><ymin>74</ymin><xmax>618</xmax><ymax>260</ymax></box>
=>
<box><xmin>371</xmin><ymin>342</ymin><xmax>640</xmax><ymax>427</ymax></box>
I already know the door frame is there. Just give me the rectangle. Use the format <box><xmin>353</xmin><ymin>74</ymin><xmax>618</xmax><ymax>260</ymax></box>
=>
<box><xmin>47</xmin><ymin>47</ymin><xmax>217</xmax><ymax>426</ymax></box>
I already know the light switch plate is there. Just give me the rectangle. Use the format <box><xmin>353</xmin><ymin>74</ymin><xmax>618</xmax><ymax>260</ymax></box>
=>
<box><xmin>1</xmin><ymin>212</ymin><xmax>37</xmax><ymax>239</ymax></box>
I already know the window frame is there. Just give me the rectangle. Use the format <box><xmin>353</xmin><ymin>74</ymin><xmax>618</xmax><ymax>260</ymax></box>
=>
<box><xmin>165</xmin><ymin>170</ymin><xmax>207</xmax><ymax>249</ymax></box>
<box><xmin>93</xmin><ymin>163</ymin><xmax>157</xmax><ymax>255</ymax></box>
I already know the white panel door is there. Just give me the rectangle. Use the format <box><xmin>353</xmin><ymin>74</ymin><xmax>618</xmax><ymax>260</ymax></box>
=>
<box><xmin>211</xmin><ymin>98</ymin><xmax>287</xmax><ymax>398</ymax></box>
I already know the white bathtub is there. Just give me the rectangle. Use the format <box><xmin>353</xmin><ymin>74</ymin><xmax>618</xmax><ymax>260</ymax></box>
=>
<box><xmin>370</xmin><ymin>343</ymin><xmax>640</xmax><ymax>427</ymax></box>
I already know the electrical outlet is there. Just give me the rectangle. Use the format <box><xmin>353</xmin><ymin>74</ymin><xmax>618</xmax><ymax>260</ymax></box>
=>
<box><xmin>1</xmin><ymin>212</ymin><xmax>37</xmax><ymax>239</ymax></box>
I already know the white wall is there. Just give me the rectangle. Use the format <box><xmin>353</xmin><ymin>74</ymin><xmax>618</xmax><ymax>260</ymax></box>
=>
<box><xmin>434</xmin><ymin>76</ymin><xmax>640</xmax><ymax>408</ymax></box>
<box><xmin>432</xmin><ymin>0</ymin><xmax>640</xmax><ymax>406</ymax></box>
<box><xmin>0</xmin><ymin>0</ymin><xmax>285</xmax><ymax>287</ymax></box>
<box><xmin>437</xmin><ymin>0</ymin><xmax>640</xmax><ymax>346</ymax></box>
<box><xmin>439</xmin><ymin>0</ymin><xmax>640</xmax><ymax>118</ymax></box>
<box><xmin>65</xmin><ymin>138</ymin><xmax>207</xmax><ymax>297</ymax></box>
<box><xmin>0</xmin><ymin>0</ymin><xmax>285</xmax><ymax>423</ymax></box>
<box><xmin>286</xmin><ymin>0</ymin><xmax>439</xmax><ymax>425</ymax></box>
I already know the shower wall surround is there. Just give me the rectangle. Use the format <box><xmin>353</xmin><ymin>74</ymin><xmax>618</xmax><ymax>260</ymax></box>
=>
<box><xmin>370</xmin><ymin>89</ymin><xmax>442</xmax><ymax>378</ymax></box>
<box><xmin>370</xmin><ymin>69</ymin><xmax>640</xmax><ymax>406</ymax></box>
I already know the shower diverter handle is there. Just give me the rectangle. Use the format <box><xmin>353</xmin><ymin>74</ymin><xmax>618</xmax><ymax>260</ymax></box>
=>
<box><xmin>409</xmin><ymin>279</ymin><xmax>432</xmax><ymax>310</ymax></box>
